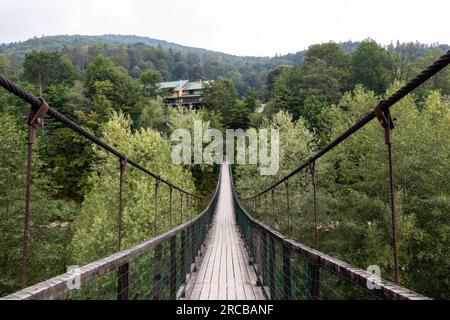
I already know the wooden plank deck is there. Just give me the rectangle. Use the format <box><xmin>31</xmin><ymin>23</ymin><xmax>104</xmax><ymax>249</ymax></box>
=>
<box><xmin>184</xmin><ymin>162</ymin><xmax>266</xmax><ymax>300</ymax></box>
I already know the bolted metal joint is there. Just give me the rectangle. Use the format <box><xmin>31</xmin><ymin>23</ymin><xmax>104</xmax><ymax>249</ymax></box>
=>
<box><xmin>27</xmin><ymin>98</ymin><xmax>49</xmax><ymax>144</ymax></box>
<box><xmin>374</xmin><ymin>102</ymin><xmax>395</xmax><ymax>145</ymax></box>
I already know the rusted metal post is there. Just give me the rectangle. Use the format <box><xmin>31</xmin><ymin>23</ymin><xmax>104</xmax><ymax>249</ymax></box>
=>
<box><xmin>271</xmin><ymin>189</ymin><xmax>275</xmax><ymax>228</ymax></box>
<box><xmin>283</xmin><ymin>244</ymin><xmax>292</xmax><ymax>300</ymax></box>
<box><xmin>22</xmin><ymin>125</ymin><xmax>33</xmax><ymax>289</ymax></box>
<box><xmin>284</xmin><ymin>180</ymin><xmax>292</xmax><ymax>238</ymax></box>
<box><xmin>262</xmin><ymin>231</ymin><xmax>268</xmax><ymax>285</ymax></box>
<box><xmin>170</xmin><ymin>235</ymin><xmax>177</xmax><ymax>299</ymax></box>
<box><xmin>269</xmin><ymin>235</ymin><xmax>276</xmax><ymax>299</ymax></box>
<box><xmin>118</xmin><ymin>157</ymin><xmax>127</xmax><ymax>251</ymax></box>
<box><xmin>258</xmin><ymin>196</ymin><xmax>262</xmax><ymax>218</ymax></box>
<box><xmin>186</xmin><ymin>194</ymin><xmax>190</xmax><ymax>219</ymax></box>
<box><xmin>22</xmin><ymin>100</ymin><xmax>48</xmax><ymax>288</ymax></box>
<box><xmin>264</xmin><ymin>193</ymin><xmax>268</xmax><ymax>225</ymax></box>
<box><xmin>196</xmin><ymin>197</ymin><xmax>199</xmax><ymax>214</ymax></box>
<box><xmin>190</xmin><ymin>224</ymin><xmax>196</xmax><ymax>271</ymax></box>
<box><xmin>117</xmin><ymin>156</ymin><xmax>128</xmax><ymax>299</ymax></box>
<box><xmin>180</xmin><ymin>193</ymin><xmax>184</xmax><ymax>223</ymax></box>
<box><xmin>154</xmin><ymin>180</ymin><xmax>160</xmax><ymax>236</ymax></box>
<box><xmin>387</xmin><ymin>141</ymin><xmax>400</xmax><ymax>284</ymax></box>
<box><xmin>258</xmin><ymin>226</ymin><xmax>264</xmax><ymax>284</ymax></box>
<box><xmin>309</xmin><ymin>161</ymin><xmax>319</xmax><ymax>250</ymax></box>
<box><xmin>374</xmin><ymin>104</ymin><xmax>400</xmax><ymax>284</ymax></box>
<box><xmin>308</xmin><ymin>260</ymin><xmax>320</xmax><ymax>300</ymax></box>
<box><xmin>181</xmin><ymin>229</ymin><xmax>186</xmax><ymax>284</ymax></box>
<box><xmin>153</xmin><ymin>243</ymin><xmax>163</xmax><ymax>300</ymax></box>
<box><xmin>117</xmin><ymin>263</ymin><xmax>130</xmax><ymax>300</ymax></box>
<box><xmin>169</xmin><ymin>187</ymin><xmax>173</xmax><ymax>229</ymax></box>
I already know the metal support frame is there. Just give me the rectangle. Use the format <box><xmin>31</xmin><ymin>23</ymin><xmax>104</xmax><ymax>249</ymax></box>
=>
<box><xmin>309</xmin><ymin>161</ymin><xmax>319</xmax><ymax>250</ymax></box>
<box><xmin>374</xmin><ymin>103</ymin><xmax>400</xmax><ymax>284</ymax></box>
<box><xmin>22</xmin><ymin>99</ymin><xmax>48</xmax><ymax>288</ymax></box>
<box><xmin>118</xmin><ymin>156</ymin><xmax>127</xmax><ymax>251</ymax></box>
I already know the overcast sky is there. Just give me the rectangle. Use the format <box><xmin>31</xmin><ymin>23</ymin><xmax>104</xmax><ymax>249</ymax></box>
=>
<box><xmin>0</xmin><ymin>0</ymin><xmax>449</xmax><ymax>56</ymax></box>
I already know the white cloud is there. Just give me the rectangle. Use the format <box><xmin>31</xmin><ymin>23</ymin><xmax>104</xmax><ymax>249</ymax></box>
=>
<box><xmin>0</xmin><ymin>0</ymin><xmax>448</xmax><ymax>56</ymax></box>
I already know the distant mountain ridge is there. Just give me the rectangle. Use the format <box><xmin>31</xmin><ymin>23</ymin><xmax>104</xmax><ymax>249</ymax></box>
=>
<box><xmin>1</xmin><ymin>34</ymin><xmax>448</xmax><ymax>62</ymax></box>
<box><xmin>1</xmin><ymin>34</ymin><xmax>448</xmax><ymax>96</ymax></box>
<box><xmin>0</xmin><ymin>34</ymin><xmax>244</xmax><ymax>60</ymax></box>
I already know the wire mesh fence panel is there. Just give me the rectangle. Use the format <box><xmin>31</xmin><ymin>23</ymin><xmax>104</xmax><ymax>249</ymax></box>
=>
<box><xmin>319</xmin><ymin>267</ymin><xmax>376</xmax><ymax>300</ymax></box>
<box><xmin>232</xmin><ymin>163</ymin><xmax>429</xmax><ymax>300</ymax></box>
<box><xmin>64</xmin><ymin>271</ymin><xmax>118</xmax><ymax>300</ymax></box>
<box><xmin>129</xmin><ymin>250</ymin><xmax>154</xmax><ymax>300</ymax></box>
<box><xmin>290</xmin><ymin>253</ymin><xmax>311</xmax><ymax>300</ymax></box>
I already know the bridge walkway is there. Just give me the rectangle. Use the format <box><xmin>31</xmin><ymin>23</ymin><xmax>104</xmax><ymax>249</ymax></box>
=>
<box><xmin>184</xmin><ymin>161</ymin><xmax>265</xmax><ymax>300</ymax></box>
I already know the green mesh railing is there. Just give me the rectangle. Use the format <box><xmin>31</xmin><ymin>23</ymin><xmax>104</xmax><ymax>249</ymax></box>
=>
<box><xmin>2</xmin><ymin>168</ymin><xmax>221</xmax><ymax>300</ymax></box>
<box><xmin>230</xmin><ymin>165</ymin><xmax>429</xmax><ymax>300</ymax></box>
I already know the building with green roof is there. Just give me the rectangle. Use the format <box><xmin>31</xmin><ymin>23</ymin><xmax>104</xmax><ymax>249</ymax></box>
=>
<box><xmin>158</xmin><ymin>80</ymin><xmax>212</xmax><ymax>107</ymax></box>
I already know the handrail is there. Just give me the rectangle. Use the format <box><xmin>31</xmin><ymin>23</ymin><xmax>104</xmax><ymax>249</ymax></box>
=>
<box><xmin>236</xmin><ymin>50</ymin><xmax>450</xmax><ymax>285</ymax></box>
<box><xmin>1</xmin><ymin>165</ymin><xmax>222</xmax><ymax>300</ymax></box>
<box><xmin>0</xmin><ymin>74</ymin><xmax>212</xmax><ymax>288</ymax></box>
<box><xmin>229</xmin><ymin>165</ymin><xmax>430</xmax><ymax>300</ymax></box>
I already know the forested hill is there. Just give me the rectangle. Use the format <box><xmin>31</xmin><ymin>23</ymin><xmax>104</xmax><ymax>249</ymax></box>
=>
<box><xmin>0</xmin><ymin>34</ymin><xmax>300</xmax><ymax>94</ymax></box>
<box><xmin>0</xmin><ymin>34</ymin><xmax>448</xmax><ymax>95</ymax></box>
<box><xmin>0</xmin><ymin>34</ymin><xmax>234</xmax><ymax>60</ymax></box>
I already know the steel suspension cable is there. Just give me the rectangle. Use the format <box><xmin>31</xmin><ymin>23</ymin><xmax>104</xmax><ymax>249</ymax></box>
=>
<box><xmin>244</xmin><ymin>49</ymin><xmax>450</xmax><ymax>200</ymax></box>
<box><xmin>0</xmin><ymin>74</ymin><xmax>206</xmax><ymax>199</ymax></box>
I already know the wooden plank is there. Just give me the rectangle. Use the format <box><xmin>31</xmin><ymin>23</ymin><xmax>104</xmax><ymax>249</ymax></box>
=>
<box><xmin>225</xmin><ymin>211</ymin><xmax>236</xmax><ymax>300</ymax></box>
<box><xmin>230</xmin><ymin>229</ymin><xmax>246</xmax><ymax>299</ymax></box>
<box><xmin>199</xmin><ymin>231</ymin><xmax>218</xmax><ymax>298</ymax></box>
<box><xmin>188</xmin><ymin>232</ymin><xmax>213</xmax><ymax>300</ymax></box>
<box><xmin>199</xmin><ymin>210</ymin><xmax>221</xmax><ymax>300</ymax></box>
<box><xmin>185</xmin><ymin>161</ymin><xmax>266</xmax><ymax>301</ymax></box>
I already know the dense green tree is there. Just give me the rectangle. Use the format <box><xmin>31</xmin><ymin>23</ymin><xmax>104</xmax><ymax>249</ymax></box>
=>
<box><xmin>388</xmin><ymin>41</ymin><xmax>422</xmax><ymax>82</ymax></box>
<box><xmin>302</xmin><ymin>96</ymin><xmax>333</xmax><ymax>145</ymax></box>
<box><xmin>351</xmin><ymin>40</ymin><xmax>393</xmax><ymax>93</ymax></box>
<box><xmin>139</xmin><ymin>70</ymin><xmax>163</xmax><ymax>98</ymax></box>
<box><xmin>110</xmin><ymin>46</ymin><xmax>130</xmax><ymax>70</ymax></box>
<box><xmin>202</xmin><ymin>78</ymin><xmax>238</xmax><ymax>125</ymax></box>
<box><xmin>84</xmin><ymin>55</ymin><xmax>139</xmax><ymax>116</ymax></box>
<box><xmin>305</xmin><ymin>42</ymin><xmax>351</xmax><ymax>69</ymax></box>
<box><xmin>265</xmin><ymin>69</ymin><xmax>297</xmax><ymax>117</ymax></box>
<box><xmin>248</xmin><ymin>112</ymin><xmax>265</xmax><ymax>128</ymax></box>
<box><xmin>189</xmin><ymin>63</ymin><xmax>206</xmax><ymax>80</ymax></box>
<box><xmin>23</xmin><ymin>51</ymin><xmax>78</xmax><ymax>90</ymax></box>
<box><xmin>0</xmin><ymin>54</ymin><xmax>11</xmax><ymax>75</ymax></box>
<box><xmin>86</xmin><ymin>44</ymin><xmax>105</xmax><ymax>65</ymax></box>
<box><xmin>172</xmin><ymin>61</ymin><xmax>189</xmax><ymax>79</ymax></box>
<box><xmin>236</xmin><ymin>86</ymin><xmax>450</xmax><ymax>299</ymax></box>
<box><xmin>136</xmin><ymin>96</ymin><xmax>166</xmax><ymax>132</ymax></box>
<box><xmin>0</xmin><ymin>81</ymin><xmax>38</xmax><ymax>118</ymax></box>
<box><xmin>322</xmin><ymin>85</ymin><xmax>450</xmax><ymax>298</ymax></box>
<box><xmin>266</xmin><ymin>43</ymin><xmax>350</xmax><ymax>122</ymax></box>
<box><xmin>37</xmin><ymin>81</ymin><xmax>94</xmax><ymax>200</ymax></box>
<box><xmin>71</xmin><ymin>112</ymin><xmax>196</xmax><ymax>264</ymax></box>
<box><xmin>229</xmin><ymin>100</ymin><xmax>250</xmax><ymax>129</ymax></box>
<box><xmin>235</xmin><ymin>110</ymin><xmax>318</xmax><ymax>233</ymax></box>
<box><xmin>0</xmin><ymin>113</ymin><xmax>76</xmax><ymax>295</ymax></box>
<box><xmin>416</xmin><ymin>48</ymin><xmax>450</xmax><ymax>96</ymax></box>
<box><xmin>265</xmin><ymin>65</ymin><xmax>291</xmax><ymax>99</ymax></box>
<box><xmin>243</xmin><ymin>87</ymin><xmax>260</xmax><ymax>112</ymax></box>
<box><xmin>167</xmin><ymin>107</ymin><xmax>220</xmax><ymax>195</ymax></box>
